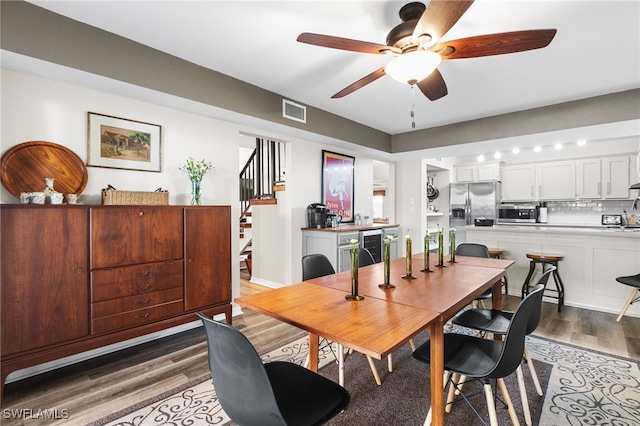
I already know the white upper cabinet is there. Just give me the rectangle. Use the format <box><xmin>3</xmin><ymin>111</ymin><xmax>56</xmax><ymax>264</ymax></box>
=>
<box><xmin>477</xmin><ymin>162</ymin><xmax>501</xmax><ymax>181</ymax></box>
<box><xmin>454</xmin><ymin>165</ymin><xmax>476</xmax><ymax>182</ymax></box>
<box><xmin>577</xmin><ymin>159</ymin><xmax>601</xmax><ymax>199</ymax></box>
<box><xmin>454</xmin><ymin>162</ymin><xmax>500</xmax><ymax>183</ymax></box>
<box><xmin>536</xmin><ymin>161</ymin><xmax>577</xmax><ymax>200</ymax></box>
<box><xmin>501</xmin><ymin>164</ymin><xmax>535</xmax><ymax>201</ymax></box>
<box><xmin>602</xmin><ymin>156</ymin><xmax>631</xmax><ymax>199</ymax></box>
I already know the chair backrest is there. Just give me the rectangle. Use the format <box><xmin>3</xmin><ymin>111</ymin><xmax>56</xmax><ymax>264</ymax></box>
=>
<box><xmin>487</xmin><ymin>283</ymin><xmax>545</xmax><ymax>379</ymax></box>
<box><xmin>196</xmin><ymin>312</ymin><xmax>287</xmax><ymax>426</ymax></box>
<box><xmin>525</xmin><ymin>266</ymin><xmax>555</xmax><ymax>334</ymax></box>
<box><xmin>455</xmin><ymin>243</ymin><xmax>490</xmax><ymax>258</ymax></box>
<box><xmin>302</xmin><ymin>253</ymin><xmax>336</xmax><ymax>281</ymax></box>
<box><xmin>358</xmin><ymin>247</ymin><xmax>376</xmax><ymax>267</ymax></box>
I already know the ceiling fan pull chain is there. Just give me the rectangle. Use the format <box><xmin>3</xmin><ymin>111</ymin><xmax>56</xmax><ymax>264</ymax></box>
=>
<box><xmin>411</xmin><ymin>84</ymin><xmax>416</xmax><ymax>129</ymax></box>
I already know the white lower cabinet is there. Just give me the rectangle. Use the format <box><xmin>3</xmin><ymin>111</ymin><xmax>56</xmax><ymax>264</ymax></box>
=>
<box><xmin>302</xmin><ymin>229</ymin><xmax>398</xmax><ymax>273</ymax></box>
<box><xmin>465</xmin><ymin>227</ymin><xmax>640</xmax><ymax>318</ymax></box>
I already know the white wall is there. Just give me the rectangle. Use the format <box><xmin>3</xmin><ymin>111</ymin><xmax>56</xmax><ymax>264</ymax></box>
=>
<box><xmin>1</xmin><ymin>69</ymin><xmax>243</xmax><ymax>301</ymax></box>
<box><xmin>250</xmin><ymin>137</ymin><xmax>376</xmax><ymax>287</ymax></box>
<box><xmin>1</xmin><ymin>68</ymin><xmax>380</xmax><ymax>295</ymax></box>
<box><xmin>395</xmin><ymin>159</ymin><xmax>424</xmax><ymax>254</ymax></box>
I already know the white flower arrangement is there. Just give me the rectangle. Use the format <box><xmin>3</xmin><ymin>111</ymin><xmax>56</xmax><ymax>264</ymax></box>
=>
<box><xmin>180</xmin><ymin>157</ymin><xmax>213</xmax><ymax>182</ymax></box>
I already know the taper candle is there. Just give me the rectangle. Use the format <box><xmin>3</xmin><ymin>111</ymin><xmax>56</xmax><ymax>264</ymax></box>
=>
<box><xmin>405</xmin><ymin>235</ymin><xmax>412</xmax><ymax>276</ymax></box>
<box><xmin>450</xmin><ymin>228</ymin><xmax>456</xmax><ymax>262</ymax></box>
<box><xmin>438</xmin><ymin>228</ymin><xmax>444</xmax><ymax>266</ymax></box>
<box><xmin>424</xmin><ymin>231</ymin><xmax>430</xmax><ymax>270</ymax></box>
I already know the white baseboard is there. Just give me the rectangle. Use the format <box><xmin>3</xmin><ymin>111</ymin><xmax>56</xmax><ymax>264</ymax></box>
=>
<box><xmin>249</xmin><ymin>276</ymin><xmax>286</xmax><ymax>288</ymax></box>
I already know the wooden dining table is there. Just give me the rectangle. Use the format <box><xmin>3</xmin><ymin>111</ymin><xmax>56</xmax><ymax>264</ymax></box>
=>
<box><xmin>235</xmin><ymin>252</ymin><xmax>512</xmax><ymax>426</ymax></box>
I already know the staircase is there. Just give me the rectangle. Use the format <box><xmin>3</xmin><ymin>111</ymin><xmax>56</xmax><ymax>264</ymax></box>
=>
<box><xmin>239</xmin><ymin>138</ymin><xmax>286</xmax><ymax>277</ymax></box>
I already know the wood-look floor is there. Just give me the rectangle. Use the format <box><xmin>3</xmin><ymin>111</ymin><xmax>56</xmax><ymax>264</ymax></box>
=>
<box><xmin>2</xmin><ymin>271</ymin><xmax>639</xmax><ymax>425</ymax></box>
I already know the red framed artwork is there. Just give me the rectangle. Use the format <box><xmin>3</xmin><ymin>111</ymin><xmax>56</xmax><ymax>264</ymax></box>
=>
<box><xmin>321</xmin><ymin>150</ymin><xmax>355</xmax><ymax>223</ymax></box>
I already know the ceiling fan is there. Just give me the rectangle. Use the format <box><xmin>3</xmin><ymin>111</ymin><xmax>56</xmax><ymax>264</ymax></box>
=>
<box><xmin>297</xmin><ymin>1</ymin><xmax>556</xmax><ymax>101</ymax></box>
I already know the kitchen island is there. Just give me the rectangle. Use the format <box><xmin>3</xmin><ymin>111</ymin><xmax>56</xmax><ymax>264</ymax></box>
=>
<box><xmin>302</xmin><ymin>223</ymin><xmax>400</xmax><ymax>273</ymax></box>
<box><xmin>460</xmin><ymin>224</ymin><xmax>640</xmax><ymax>318</ymax></box>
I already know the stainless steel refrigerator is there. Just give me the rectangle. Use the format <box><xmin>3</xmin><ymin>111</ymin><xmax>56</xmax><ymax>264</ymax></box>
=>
<box><xmin>450</xmin><ymin>181</ymin><xmax>501</xmax><ymax>227</ymax></box>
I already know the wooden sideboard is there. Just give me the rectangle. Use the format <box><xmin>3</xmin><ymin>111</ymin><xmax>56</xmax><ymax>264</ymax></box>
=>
<box><xmin>0</xmin><ymin>205</ymin><xmax>232</xmax><ymax>400</ymax></box>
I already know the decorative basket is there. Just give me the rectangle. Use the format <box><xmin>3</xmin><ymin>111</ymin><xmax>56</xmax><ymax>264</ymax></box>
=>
<box><xmin>101</xmin><ymin>185</ymin><xmax>169</xmax><ymax>205</ymax></box>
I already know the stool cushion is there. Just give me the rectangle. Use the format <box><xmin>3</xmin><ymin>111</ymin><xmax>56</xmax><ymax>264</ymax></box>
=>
<box><xmin>526</xmin><ymin>253</ymin><xmax>563</xmax><ymax>262</ymax></box>
<box><xmin>616</xmin><ymin>273</ymin><xmax>640</xmax><ymax>288</ymax></box>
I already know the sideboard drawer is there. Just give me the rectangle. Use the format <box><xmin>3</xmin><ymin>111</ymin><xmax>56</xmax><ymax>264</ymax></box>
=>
<box><xmin>91</xmin><ymin>287</ymin><xmax>183</xmax><ymax>319</ymax></box>
<box><xmin>91</xmin><ymin>300</ymin><xmax>184</xmax><ymax>334</ymax></box>
<box><xmin>91</xmin><ymin>260</ymin><xmax>183</xmax><ymax>302</ymax></box>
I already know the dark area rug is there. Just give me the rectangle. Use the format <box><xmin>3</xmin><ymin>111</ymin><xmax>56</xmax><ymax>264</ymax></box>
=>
<box><xmin>321</xmin><ymin>331</ymin><xmax>546</xmax><ymax>426</ymax></box>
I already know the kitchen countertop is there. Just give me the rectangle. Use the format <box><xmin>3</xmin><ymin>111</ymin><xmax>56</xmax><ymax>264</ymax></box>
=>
<box><xmin>301</xmin><ymin>223</ymin><xmax>400</xmax><ymax>232</ymax></box>
<box><xmin>460</xmin><ymin>223</ymin><xmax>640</xmax><ymax>238</ymax></box>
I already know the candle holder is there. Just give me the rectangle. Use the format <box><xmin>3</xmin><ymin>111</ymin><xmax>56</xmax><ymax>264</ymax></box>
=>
<box><xmin>437</xmin><ymin>229</ymin><xmax>446</xmax><ymax>268</ymax></box>
<box><xmin>421</xmin><ymin>232</ymin><xmax>433</xmax><ymax>273</ymax></box>
<box><xmin>402</xmin><ymin>236</ymin><xmax>416</xmax><ymax>279</ymax></box>
<box><xmin>449</xmin><ymin>228</ymin><xmax>457</xmax><ymax>263</ymax></box>
<box><xmin>379</xmin><ymin>236</ymin><xmax>395</xmax><ymax>289</ymax></box>
<box><xmin>346</xmin><ymin>242</ymin><xmax>364</xmax><ymax>301</ymax></box>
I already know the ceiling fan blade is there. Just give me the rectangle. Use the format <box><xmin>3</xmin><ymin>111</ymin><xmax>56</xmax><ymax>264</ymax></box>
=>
<box><xmin>412</xmin><ymin>0</ymin><xmax>475</xmax><ymax>45</ymax></box>
<box><xmin>434</xmin><ymin>29</ymin><xmax>557</xmax><ymax>59</ymax></box>
<box><xmin>332</xmin><ymin>68</ymin><xmax>386</xmax><ymax>98</ymax></box>
<box><xmin>417</xmin><ymin>69</ymin><xmax>448</xmax><ymax>101</ymax></box>
<box><xmin>297</xmin><ymin>33</ymin><xmax>400</xmax><ymax>55</ymax></box>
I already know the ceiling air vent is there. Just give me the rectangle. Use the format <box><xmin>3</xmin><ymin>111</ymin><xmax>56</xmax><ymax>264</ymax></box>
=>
<box><xmin>282</xmin><ymin>99</ymin><xmax>306</xmax><ymax>123</ymax></box>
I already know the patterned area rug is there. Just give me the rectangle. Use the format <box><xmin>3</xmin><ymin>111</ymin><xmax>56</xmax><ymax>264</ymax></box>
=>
<box><xmin>90</xmin><ymin>333</ymin><xmax>640</xmax><ymax>426</ymax></box>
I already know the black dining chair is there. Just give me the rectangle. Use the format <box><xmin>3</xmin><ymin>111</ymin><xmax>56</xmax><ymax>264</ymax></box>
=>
<box><xmin>615</xmin><ymin>272</ymin><xmax>640</xmax><ymax>322</ymax></box>
<box><xmin>455</xmin><ymin>243</ymin><xmax>494</xmax><ymax>306</ymax></box>
<box><xmin>452</xmin><ymin>267</ymin><xmax>555</xmax><ymax>426</ymax></box>
<box><xmin>358</xmin><ymin>247</ymin><xmax>376</xmax><ymax>267</ymax></box>
<box><xmin>302</xmin><ymin>253</ymin><xmax>336</xmax><ymax>281</ymax></box>
<box><xmin>196</xmin><ymin>313</ymin><xmax>350</xmax><ymax>426</ymax></box>
<box><xmin>412</xmin><ymin>283</ymin><xmax>545</xmax><ymax>426</ymax></box>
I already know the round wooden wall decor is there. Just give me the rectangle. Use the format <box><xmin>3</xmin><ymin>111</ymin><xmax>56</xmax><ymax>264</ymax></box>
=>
<box><xmin>1</xmin><ymin>141</ymin><xmax>88</xmax><ymax>199</ymax></box>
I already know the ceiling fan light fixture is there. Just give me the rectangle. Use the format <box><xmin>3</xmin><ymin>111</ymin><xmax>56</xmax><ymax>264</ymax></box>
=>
<box><xmin>384</xmin><ymin>50</ymin><xmax>441</xmax><ymax>85</ymax></box>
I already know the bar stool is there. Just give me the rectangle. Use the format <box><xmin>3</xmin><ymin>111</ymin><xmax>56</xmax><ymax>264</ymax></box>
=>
<box><xmin>488</xmin><ymin>248</ymin><xmax>509</xmax><ymax>295</ymax></box>
<box><xmin>521</xmin><ymin>253</ymin><xmax>565</xmax><ymax>312</ymax></box>
<box><xmin>615</xmin><ymin>273</ymin><xmax>640</xmax><ymax>322</ymax></box>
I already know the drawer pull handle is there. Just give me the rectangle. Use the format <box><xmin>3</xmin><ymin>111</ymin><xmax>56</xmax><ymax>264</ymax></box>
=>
<box><xmin>135</xmin><ymin>270</ymin><xmax>150</xmax><ymax>277</ymax></box>
<box><xmin>138</xmin><ymin>211</ymin><xmax>144</xmax><ymax>216</ymax></box>
<box><xmin>134</xmin><ymin>312</ymin><xmax>151</xmax><ymax>319</ymax></box>
<box><xmin>134</xmin><ymin>285</ymin><xmax>151</xmax><ymax>292</ymax></box>
<box><xmin>134</xmin><ymin>299</ymin><xmax>151</xmax><ymax>305</ymax></box>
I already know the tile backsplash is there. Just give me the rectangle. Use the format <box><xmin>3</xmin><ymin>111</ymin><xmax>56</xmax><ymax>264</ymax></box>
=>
<box><xmin>546</xmin><ymin>200</ymin><xmax>638</xmax><ymax>226</ymax></box>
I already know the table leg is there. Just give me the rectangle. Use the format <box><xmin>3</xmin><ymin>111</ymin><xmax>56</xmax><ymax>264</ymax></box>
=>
<box><xmin>492</xmin><ymin>276</ymin><xmax>503</xmax><ymax>311</ymax></box>
<box><xmin>308</xmin><ymin>333</ymin><xmax>319</xmax><ymax>373</ymax></box>
<box><xmin>338</xmin><ymin>343</ymin><xmax>345</xmax><ymax>386</ymax></box>
<box><xmin>522</xmin><ymin>260</ymin><xmax>536</xmax><ymax>298</ymax></box>
<box><xmin>430</xmin><ymin>319</ymin><xmax>445</xmax><ymax>426</ymax></box>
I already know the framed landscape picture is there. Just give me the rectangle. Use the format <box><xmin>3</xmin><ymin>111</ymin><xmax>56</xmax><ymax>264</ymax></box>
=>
<box><xmin>321</xmin><ymin>150</ymin><xmax>355</xmax><ymax>222</ymax></box>
<box><xmin>87</xmin><ymin>112</ymin><xmax>162</xmax><ymax>171</ymax></box>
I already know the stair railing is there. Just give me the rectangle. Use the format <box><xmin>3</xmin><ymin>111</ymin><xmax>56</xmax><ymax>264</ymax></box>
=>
<box><xmin>239</xmin><ymin>138</ymin><xmax>285</xmax><ymax>218</ymax></box>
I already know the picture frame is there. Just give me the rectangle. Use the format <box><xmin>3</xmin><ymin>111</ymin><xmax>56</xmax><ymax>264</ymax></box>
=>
<box><xmin>321</xmin><ymin>150</ymin><xmax>355</xmax><ymax>223</ymax></box>
<box><xmin>87</xmin><ymin>112</ymin><xmax>162</xmax><ymax>172</ymax></box>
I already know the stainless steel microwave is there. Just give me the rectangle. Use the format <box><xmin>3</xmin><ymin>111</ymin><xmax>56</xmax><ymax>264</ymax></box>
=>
<box><xmin>497</xmin><ymin>204</ymin><xmax>538</xmax><ymax>223</ymax></box>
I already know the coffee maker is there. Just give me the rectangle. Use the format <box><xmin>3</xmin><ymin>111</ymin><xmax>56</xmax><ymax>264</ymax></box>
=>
<box><xmin>306</xmin><ymin>203</ymin><xmax>328</xmax><ymax>228</ymax></box>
